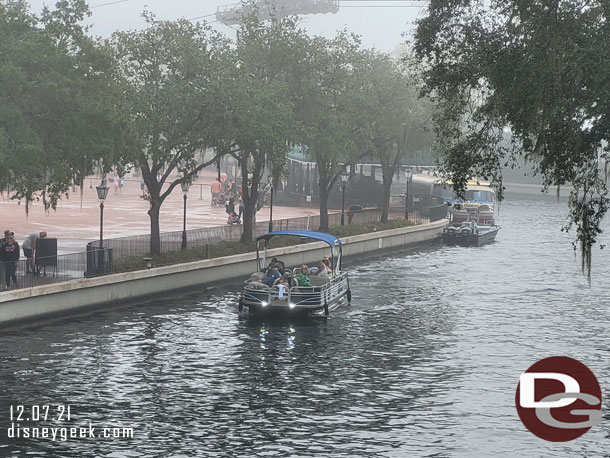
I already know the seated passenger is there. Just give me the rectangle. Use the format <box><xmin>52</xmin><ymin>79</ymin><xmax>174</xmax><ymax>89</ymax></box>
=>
<box><xmin>295</xmin><ymin>264</ymin><xmax>312</xmax><ymax>287</ymax></box>
<box><xmin>263</xmin><ymin>266</ymin><xmax>280</xmax><ymax>287</ymax></box>
<box><xmin>265</xmin><ymin>257</ymin><xmax>278</xmax><ymax>272</ymax></box>
<box><xmin>318</xmin><ymin>256</ymin><xmax>332</xmax><ymax>276</ymax></box>
<box><xmin>272</xmin><ymin>260</ymin><xmax>286</xmax><ymax>275</ymax></box>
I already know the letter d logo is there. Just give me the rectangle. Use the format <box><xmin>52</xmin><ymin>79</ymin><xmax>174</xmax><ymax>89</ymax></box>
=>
<box><xmin>519</xmin><ymin>373</ymin><xmax>580</xmax><ymax>408</ymax></box>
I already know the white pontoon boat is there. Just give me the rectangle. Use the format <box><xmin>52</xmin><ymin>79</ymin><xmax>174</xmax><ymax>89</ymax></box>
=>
<box><xmin>238</xmin><ymin>230</ymin><xmax>352</xmax><ymax>316</ymax></box>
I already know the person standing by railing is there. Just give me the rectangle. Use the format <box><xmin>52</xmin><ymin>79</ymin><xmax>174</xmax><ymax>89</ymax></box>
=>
<box><xmin>0</xmin><ymin>233</ymin><xmax>20</xmax><ymax>289</ymax></box>
<box><xmin>0</xmin><ymin>230</ymin><xmax>7</xmax><ymax>290</ymax></box>
<box><xmin>347</xmin><ymin>204</ymin><xmax>365</xmax><ymax>224</ymax></box>
<box><xmin>22</xmin><ymin>231</ymin><xmax>47</xmax><ymax>276</ymax></box>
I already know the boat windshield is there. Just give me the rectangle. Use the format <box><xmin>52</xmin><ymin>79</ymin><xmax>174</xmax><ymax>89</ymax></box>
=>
<box><xmin>465</xmin><ymin>190</ymin><xmax>494</xmax><ymax>203</ymax></box>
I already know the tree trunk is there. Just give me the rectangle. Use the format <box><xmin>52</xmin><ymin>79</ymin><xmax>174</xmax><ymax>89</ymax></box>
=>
<box><xmin>238</xmin><ymin>152</ymin><xmax>260</xmax><ymax>243</ymax></box>
<box><xmin>380</xmin><ymin>162</ymin><xmax>394</xmax><ymax>223</ymax></box>
<box><xmin>241</xmin><ymin>203</ymin><xmax>255</xmax><ymax>242</ymax></box>
<box><xmin>381</xmin><ymin>179</ymin><xmax>392</xmax><ymax>223</ymax></box>
<box><xmin>148</xmin><ymin>200</ymin><xmax>161</xmax><ymax>255</ymax></box>
<box><xmin>319</xmin><ymin>186</ymin><xmax>329</xmax><ymax>231</ymax></box>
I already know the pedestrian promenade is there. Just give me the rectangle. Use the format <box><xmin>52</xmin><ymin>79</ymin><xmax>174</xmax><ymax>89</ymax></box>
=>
<box><xmin>0</xmin><ymin>170</ymin><xmax>319</xmax><ymax>254</ymax></box>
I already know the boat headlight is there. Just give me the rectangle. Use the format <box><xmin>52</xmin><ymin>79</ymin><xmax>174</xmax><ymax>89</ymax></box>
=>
<box><xmin>289</xmin><ymin>303</ymin><xmax>296</xmax><ymax>309</ymax></box>
<box><xmin>261</xmin><ymin>301</ymin><xmax>268</xmax><ymax>307</ymax></box>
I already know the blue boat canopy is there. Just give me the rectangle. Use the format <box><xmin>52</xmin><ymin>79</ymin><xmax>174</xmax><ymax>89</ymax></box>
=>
<box><xmin>257</xmin><ymin>230</ymin><xmax>342</xmax><ymax>248</ymax></box>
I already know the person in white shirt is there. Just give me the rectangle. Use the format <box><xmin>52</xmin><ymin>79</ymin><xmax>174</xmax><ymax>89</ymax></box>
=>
<box><xmin>22</xmin><ymin>231</ymin><xmax>47</xmax><ymax>275</ymax></box>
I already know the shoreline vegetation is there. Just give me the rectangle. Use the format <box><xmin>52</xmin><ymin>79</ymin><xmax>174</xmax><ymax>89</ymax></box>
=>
<box><xmin>113</xmin><ymin>219</ymin><xmax>416</xmax><ymax>274</ymax></box>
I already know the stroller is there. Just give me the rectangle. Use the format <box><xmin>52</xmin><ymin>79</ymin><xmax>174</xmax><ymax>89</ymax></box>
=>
<box><xmin>212</xmin><ymin>192</ymin><xmax>226</xmax><ymax>207</ymax></box>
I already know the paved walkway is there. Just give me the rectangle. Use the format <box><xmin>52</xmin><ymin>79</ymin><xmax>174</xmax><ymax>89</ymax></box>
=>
<box><xmin>0</xmin><ymin>170</ymin><xmax>320</xmax><ymax>254</ymax></box>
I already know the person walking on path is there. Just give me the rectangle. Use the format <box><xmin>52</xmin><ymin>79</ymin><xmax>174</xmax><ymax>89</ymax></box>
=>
<box><xmin>211</xmin><ymin>178</ymin><xmax>222</xmax><ymax>206</ymax></box>
<box><xmin>0</xmin><ymin>233</ymin><xmax>20</xmax><ymax>289</ymax></box>
<box><xmin>22</xmin><ymin>231</ymin><xmax>47</xmax><ymax>276</ymax></box>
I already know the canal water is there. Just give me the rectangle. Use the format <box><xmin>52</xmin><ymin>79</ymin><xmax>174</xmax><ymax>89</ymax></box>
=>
<box><xmin>1</xmin><ymin>200</ymin><xmax>610</xmax><ymax>457</ymax></box>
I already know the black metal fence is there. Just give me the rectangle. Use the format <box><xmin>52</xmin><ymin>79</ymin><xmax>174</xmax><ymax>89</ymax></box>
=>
<box><xmin>0</xmin><ymin>248</ymin><xmax>112</xmax><ymax>291</ymax></box>
<box><xmin>88</xmin><ymin>207</ymin><xmax>425</xmax><ymax>260</ymax></box>
<box><xmin>429</xmin><ymin>204</ymin><xmax>449</xmax><ymax>223</ymax></box>
<box><xmin>1</xmin><ymin>206</ymin><xmax>434</xmax><ymax>292</ymax></box>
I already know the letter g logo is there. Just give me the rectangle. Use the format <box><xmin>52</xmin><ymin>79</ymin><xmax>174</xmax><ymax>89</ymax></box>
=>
<box><xmin>515</xmin><ymin>357</ymin><xmax>602</xmax><ymax>442</ymax></box>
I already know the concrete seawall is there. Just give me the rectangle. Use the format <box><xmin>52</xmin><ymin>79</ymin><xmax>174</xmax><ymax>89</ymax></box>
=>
<box><xmin>0</xmin><ymin>220</ymin><xmax>447</xmax><ymax>327</ymax></box>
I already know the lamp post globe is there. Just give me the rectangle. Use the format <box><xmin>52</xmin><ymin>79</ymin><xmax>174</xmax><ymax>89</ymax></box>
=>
<box><xmin>96</xmin><ymin>178</ymin><xmax>109</xmax><ymax>274</ymax></box>
<box><xmin>96</xmin><ymin>179</ymin><xmax>109</xmax><ymax>249</ymax></box>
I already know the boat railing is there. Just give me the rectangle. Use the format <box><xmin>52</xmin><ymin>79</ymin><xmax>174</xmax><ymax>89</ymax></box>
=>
<box><xmin>243</xmin><ymin>272</ymin><xmax>349</xmax><ymax>308</ymax></box>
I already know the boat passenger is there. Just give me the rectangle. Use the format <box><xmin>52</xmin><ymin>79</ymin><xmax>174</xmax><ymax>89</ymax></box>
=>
<box><xmin>265</xmin><ymin>257</ymin><xmax>278</xmax><ymax>272</ymax></box>
<box><xmin>263</xmin><ymin>266</ymin><xmax>281</xmax><ymax>287</ymax></box>
<box><xmin>267</xmin><ymin>257</ymin><xmax>285</xmax><ymax>275</ymax></box>
<box><xmin>295</xmin><ymin>265</ymin><xmax>312</xmax><ymax>287</ymax></box>
<box><xmin>318</xmin><ymin>256</ymin><xmax>332</xmax><ymax>276</ymax></box>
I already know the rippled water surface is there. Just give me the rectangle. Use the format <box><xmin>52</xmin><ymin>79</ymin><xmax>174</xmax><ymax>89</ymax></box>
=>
<box><xmin>2</xmin><ymin>200</ymin><xmax>610</xmax><ymax>457</ymax></box>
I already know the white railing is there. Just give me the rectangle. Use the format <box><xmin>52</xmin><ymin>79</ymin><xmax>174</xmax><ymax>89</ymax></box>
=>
<box><xmin>242</xmin><ymin>272</ymin><xmax>349</xmax><ymax>309</ymax></box>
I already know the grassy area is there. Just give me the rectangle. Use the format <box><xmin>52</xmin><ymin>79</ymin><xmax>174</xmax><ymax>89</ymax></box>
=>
<box><xmin>328</xmin><ymin>218</ymin><xmax>415</xmax><ymax>238</ymax></box>
<box><xmin>112</xmin><ymin>218</ymin><xmax>417</xmax><ymax>273</ymax></box>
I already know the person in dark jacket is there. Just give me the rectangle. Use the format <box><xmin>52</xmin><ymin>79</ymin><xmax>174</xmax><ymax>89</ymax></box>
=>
<box><xmin>0</xmin><ymin>233</ymin><xmax>20</xmax><ymax>289</ymax></box>
<box><xmin>226</xmin><ymin>197</ymin><xmax>236</xmax><ymax>224</ymax></box>
<box><xmin>263</xmin><ymin>266</ymin><xmax>280</xmax><ymax>287</ymax></box>
<box><xmin>0</xmin><ymin>230</ymin><xmax>8</xmax><ymax>290</ymax></box>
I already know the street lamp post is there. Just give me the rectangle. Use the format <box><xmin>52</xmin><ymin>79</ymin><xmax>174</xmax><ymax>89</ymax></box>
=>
<box><xmin>340</xmin><ymin>172</ymin><xmax>349</xmax><ymax>226</ymax></box>
<box><xmin>404</xmin><ymin>170</ymin><xmax>412</xmax><ymax>221</ymax></box>
<box><xmin>181</xmin><ymin>178</ymin><xmax>191</xmax><ymax>250</ymax></box>
<box><xmin>268</xmin><ymin>181</ymin><xmax>274</xmax><ymax>233</ymax></box>
<box><xmin>96</xmin><ymin>178</ymin><xmax>109</xmax><ymax>272</ymax></box>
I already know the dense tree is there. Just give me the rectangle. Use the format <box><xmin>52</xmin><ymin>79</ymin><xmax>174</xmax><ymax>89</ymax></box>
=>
<box><xmin>217</xmin><ymin>16</ymin><xmax>297</xmax><ymax>242</ymax></box>
<box><xmin>0</xmin><ymin>0</ymin><xmax>127</xmax><ymax>213</ymax></box>
<box><xmin>285</xmin><ymin>31</ymin><xmax>363</xmax><ymax>231</ymax></box>
<box><xmin>414</xmin><ymin>0</ymin><xmax>610</xmax><ymax>276</ymax></box>
<box><xmin>111</xmin><ymin>14</ymin><xmax>229</xmax><ymax>253</ymax></box>
<box><xmin>354</xmin><ymin>51</ymin><xmax>434</xmax><ymax>222</ymax></box>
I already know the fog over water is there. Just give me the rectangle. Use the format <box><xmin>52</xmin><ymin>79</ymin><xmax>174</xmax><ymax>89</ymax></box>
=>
<box><xmin>1</xmin><ymin>200</ymin><xmax>610</xmax><ymax>456</ymax></box>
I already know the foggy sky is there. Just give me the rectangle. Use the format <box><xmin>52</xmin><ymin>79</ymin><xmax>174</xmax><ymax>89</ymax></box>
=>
<box><xmin>27</xmin><ymin>0</ymin><xmax>426</xmax><ymax>53</ymax></box>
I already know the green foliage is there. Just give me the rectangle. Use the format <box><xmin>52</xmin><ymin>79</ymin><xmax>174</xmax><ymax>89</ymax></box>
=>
<box><xmin>283</xmin><ymin>30</ymin><xmax>366</xmax><ymax>229</ymax></box>
<box><xmin>0</xmin><ymin>0</ymin><xmax>128</xmax><ymax>213</ymax></box>
<box><xmin>414</xmin><ymin>0</ymin><xmax>610</xmax><ymax>277</ymax></box>
<box><xmin>353</xmin><ymin>50</ymin><xmax>435</xmax><ymax>221</ymax></box>
<box><xmin>215</xmin><ymin>14</ymin><xmax>299</xmax><ymax>242</ymax></box>
<box><xmin>110</xmin><ymin>14</ymin><xmax>231</xmax><ymax>253</ymax></box>
<box><xmin>329</xmin><ymin>219</ymin><xmax>416</xmax><ymax>238</ymax></box>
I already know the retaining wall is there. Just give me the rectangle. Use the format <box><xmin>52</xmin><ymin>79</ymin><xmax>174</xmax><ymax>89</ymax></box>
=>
<box><xmin>0</xmin><ymin>220</ymin><xmax>447</xmax><ymax>327</ymax></box>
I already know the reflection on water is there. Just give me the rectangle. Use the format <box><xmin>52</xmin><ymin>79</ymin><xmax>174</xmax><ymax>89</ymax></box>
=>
<box><xmin>1</xmin><ymin>201</ymin><xmax>610</xmax><ymax>457</ymax></box>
